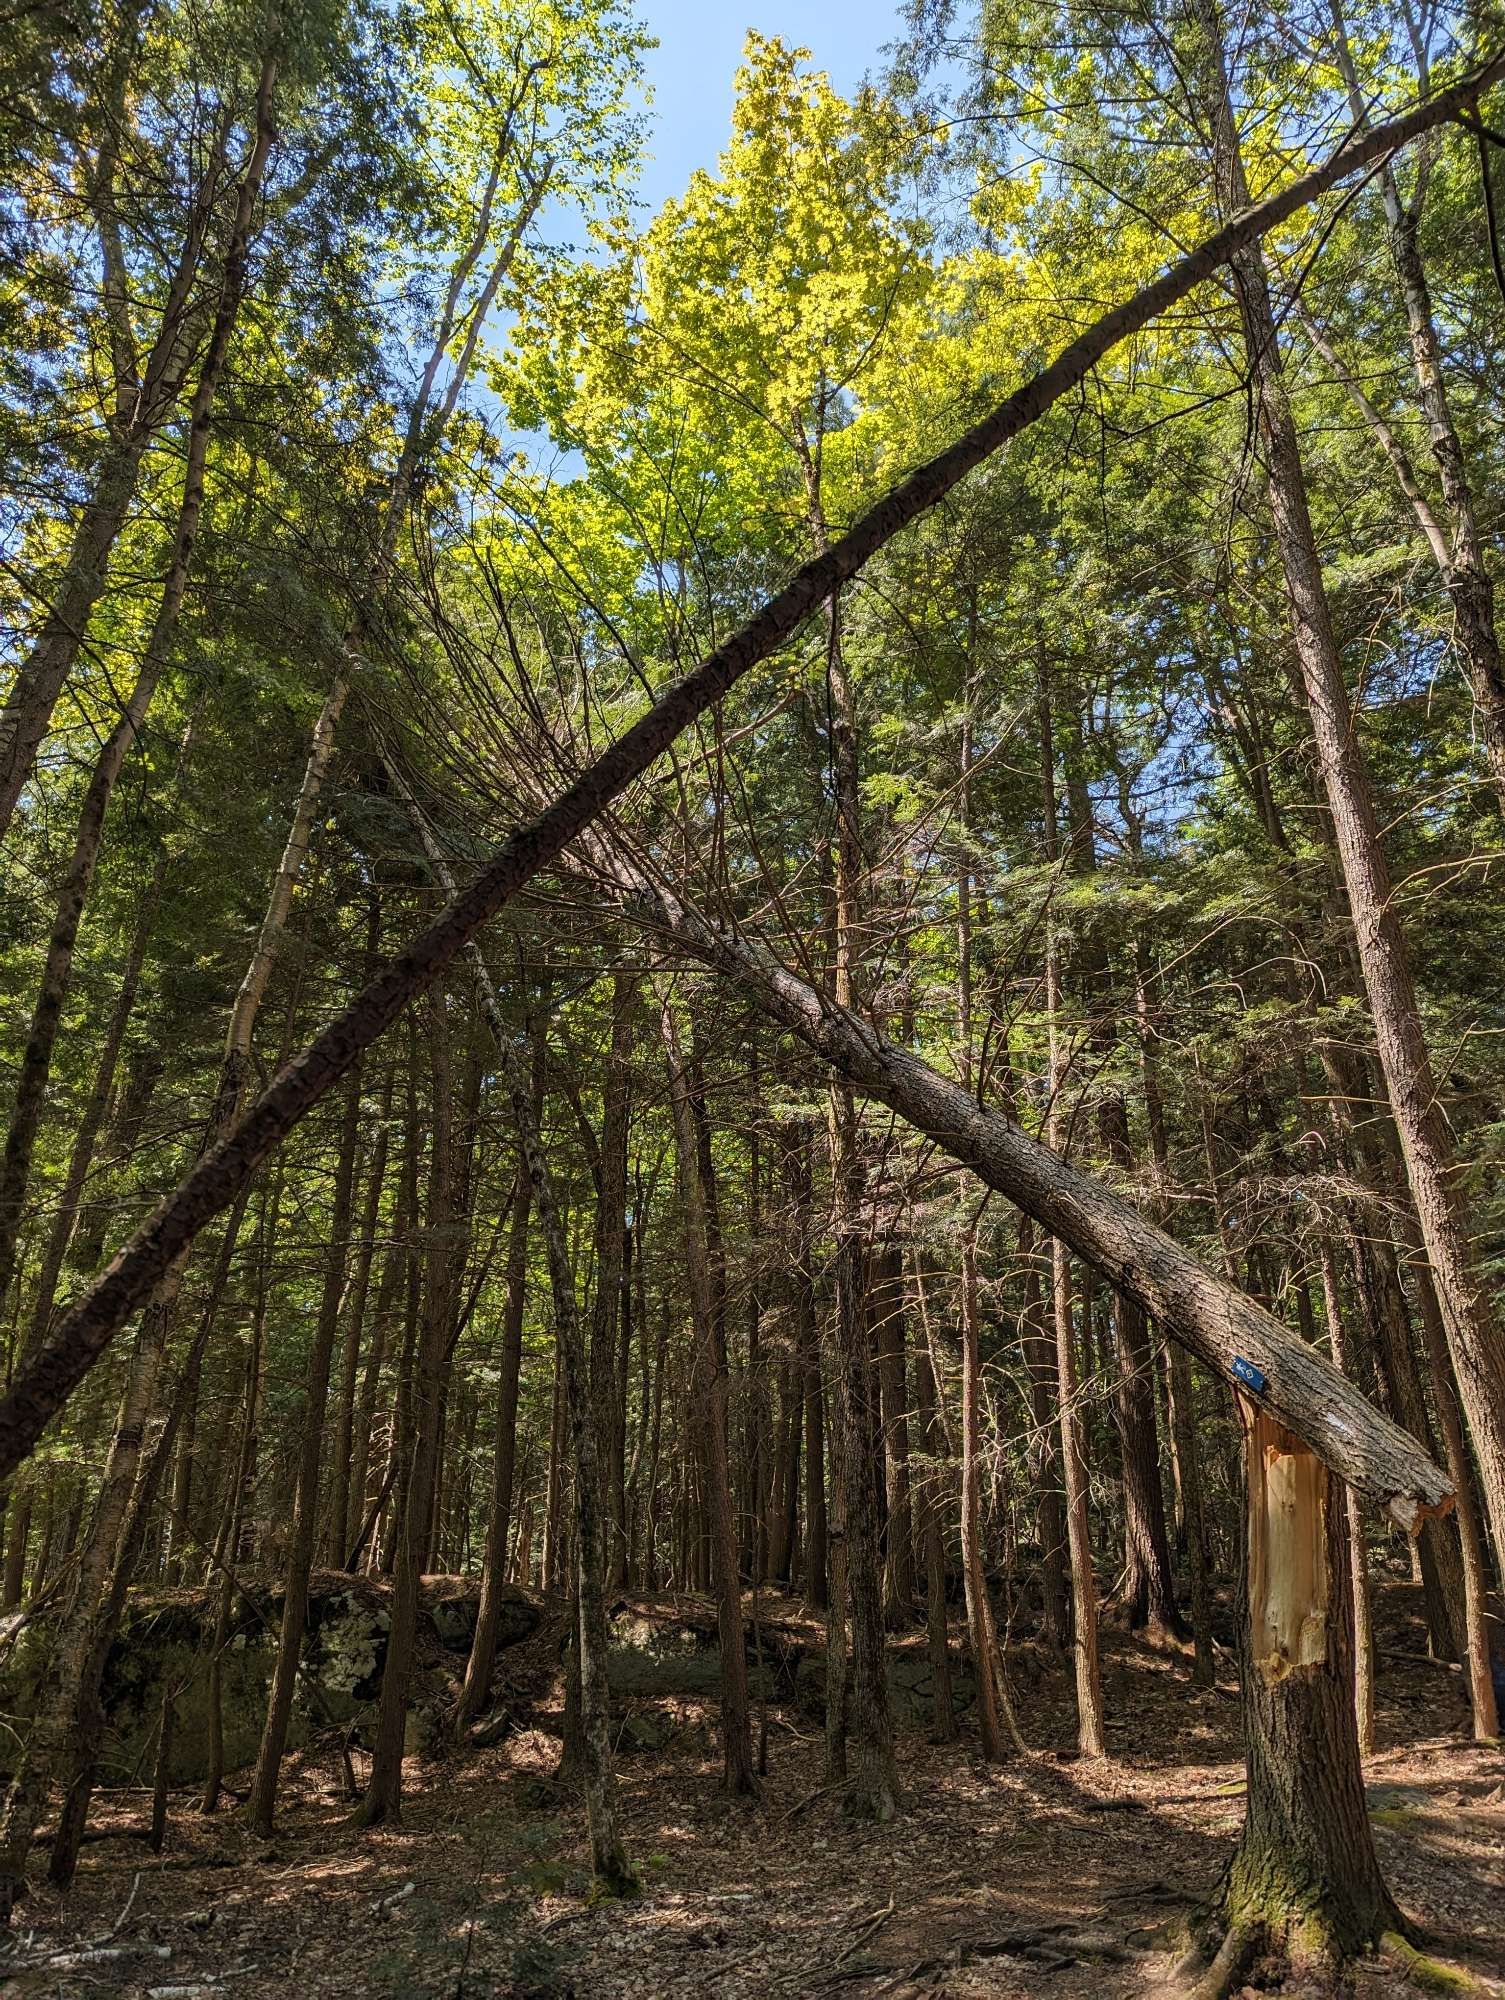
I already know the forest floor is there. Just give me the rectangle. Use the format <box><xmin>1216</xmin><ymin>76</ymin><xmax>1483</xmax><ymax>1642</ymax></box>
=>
<box><xmin>3</xmin><ymin>1584</ymin><xmax>1503</xmax><ymax>2000</ymax></box>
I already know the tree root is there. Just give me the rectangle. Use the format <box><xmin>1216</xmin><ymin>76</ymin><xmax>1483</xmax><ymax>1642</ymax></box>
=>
<box><xmin>1171</xmin><ymin>1921</ymin><xmax>1260</xmax><ymax>2000</ymax></box>
<box><xmin>1167</xmin><ymin>1917</ymin><xmax>1489</xmax><ymax>1999</ymax></box>
<box><xmin>1380</xmin><ymin>1931</ymin><xmax>1489</xmax><ymax>1995</ymax></box>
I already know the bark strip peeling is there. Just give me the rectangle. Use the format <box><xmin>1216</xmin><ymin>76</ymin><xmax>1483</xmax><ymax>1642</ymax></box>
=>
<box><xmin>0</xmin><ymin>51</ymin><xmax>1498</xmax><ymax>1480</ymax></box>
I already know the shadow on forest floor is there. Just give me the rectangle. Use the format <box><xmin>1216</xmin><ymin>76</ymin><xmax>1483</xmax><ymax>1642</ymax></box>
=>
<box><xmin>3</xmin><ymin>1581</ymin><xmax>1503</xmax><ymax>1998</ymax></box>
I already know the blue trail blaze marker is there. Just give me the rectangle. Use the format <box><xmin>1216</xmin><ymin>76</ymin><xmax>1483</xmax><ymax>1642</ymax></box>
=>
<box><xmin>1231</xmin><ymin>1356</ymin><xmax>1267</xmax><ymax>1395</ymax></box>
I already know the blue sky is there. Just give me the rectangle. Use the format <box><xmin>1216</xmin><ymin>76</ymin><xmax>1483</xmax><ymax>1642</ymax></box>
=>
<box><xmin>632</xmin><ymin>0</ymin><xmax>902</xmax><ymax>213</ymax></box>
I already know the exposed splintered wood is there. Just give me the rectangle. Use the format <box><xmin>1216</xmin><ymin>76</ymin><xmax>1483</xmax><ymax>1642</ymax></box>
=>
<box><xmin>1243</xmin><ymin>1404</ymin><xmax>1330</xmax><ymax>1684</ymax></box>
<box><xmin>1187</xmin><ymin>1384</ymin><xmax>1399</xmax><ymax>1981</ymax></box>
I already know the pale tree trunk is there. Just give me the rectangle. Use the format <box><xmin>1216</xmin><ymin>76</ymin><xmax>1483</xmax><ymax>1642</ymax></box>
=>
<box><xmin>1316</xmin><ymin>1241</ymin><xmax>1377</xmax><ymax>1757</ymax></box>
<box><xmin>1193</xmin><ymin>0</ymin><xmax>1505</xmax><ymax>1582</ymax></box>
<box><xmin>659</xmin><ymin>990</ymin><xmax>756</xmax><ymax>1796</ymax></box>
<box><xmin>594</xmin><ymin>977</ymin><xmax>635</xmax><ymax>1588</ymax></box>
<box><xmin>248</xmin><ymin>1065</ymin><xmax>364</xmax><ymax>1833</ymax></box>
<box><xmin>778</xmin><ymin>1121</ymin><xmax>826</xmax><ymax>1606</ymax></box>
<box><xmin>873</xmin><ymin>1246</ymin><xmax>915</xmax><ymax>1623</ymax></box>
<box><xmin>457</xmin><ymin>1024</ymin><xmax>539</xmax><ymax>1728</ymax></box>
<box><xmin>1039</xmin><ymin>688</ymin><xmax>1106</xmax><ymax>1758</ymax></box>
<box><xmin>742</xmin><ymin>1072</ymin><xmax>768</xmax><ymax>1584</ymax></box>
<box><xmin>6</xmin><ymin>67</ymin><xmax>1496</xmax><ymax>1472</ymax></box>
<box><xmin>952</xmin><ymin>667</ymin><xmax>1006</xmax><ymax>1747</ymax></box>
<box><xmin>1133</xmin><ymin>972</ymin><xmax>1214</xmax><ymax>1681</ymax></box>
<box><xmin>1017</xmin><ymin>1221</ymin><xmax>1069</xmax><ymax>1650</ymax></box>
<box><xmin>912</xmin><ymin>1327</ymin><xmax>957</xmax><ymax>1741</ymax></box>
<box><xmin>327</xmin><ymin>1064</ymin><xmax>392</xmax><ymax>1562</ymax></box>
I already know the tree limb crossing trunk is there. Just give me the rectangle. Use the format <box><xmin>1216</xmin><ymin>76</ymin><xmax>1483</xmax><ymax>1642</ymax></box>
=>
<box><xmin>590</xmin><ymin>861</ymin><xmax>1453</xmax><ymax>1527</ymax></box>
<box><xmin>1</xmin><ymin>51</ymin><xmax>1497</xmax><ymax>1479</ymax></box>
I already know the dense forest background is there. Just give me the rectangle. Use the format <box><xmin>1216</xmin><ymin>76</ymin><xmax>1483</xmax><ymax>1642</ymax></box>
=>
<box><xmin>2</xmin><ymin>0</ymin><xmax>1504</xmax><ymax>1990</ymax></box>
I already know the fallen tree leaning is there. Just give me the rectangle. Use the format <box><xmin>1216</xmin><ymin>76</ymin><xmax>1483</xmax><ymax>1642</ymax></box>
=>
<box><xmin>578</xmin><ymin>841</ymin><xmax>1453</xmax><ymax>1528</ymax></box>
<box><xmin>0</xmin><ymin>48</ymin><xmax>1498</xmax><ymax>1479</ymax></box>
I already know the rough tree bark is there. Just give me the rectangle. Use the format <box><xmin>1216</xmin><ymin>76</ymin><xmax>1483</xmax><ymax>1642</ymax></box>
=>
<box><xmin>1183</xmin><ymin>1407</ymin><xmax>1399</xmax><ymax>1982</ymax></box>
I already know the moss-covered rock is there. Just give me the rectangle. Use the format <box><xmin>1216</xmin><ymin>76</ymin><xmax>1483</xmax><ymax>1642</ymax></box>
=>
<box><xmin>0</xmin><ymin>1573</ymin><xmax>539</xmax><ymax>1786</ymax></box>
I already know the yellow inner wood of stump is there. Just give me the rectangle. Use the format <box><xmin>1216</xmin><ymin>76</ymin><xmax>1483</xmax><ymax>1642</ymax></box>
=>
<box><xmin>1246</xmin><ymin>1408</ymin><xmax>1330</xmax><ymax>1682</ymax></box>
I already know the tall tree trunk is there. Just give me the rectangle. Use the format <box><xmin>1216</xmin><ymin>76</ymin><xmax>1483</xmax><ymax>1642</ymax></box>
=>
<box><xmin>593</xmin><ymin>975</ymin><xmax>635</xmax><ymax>1590</ymax></box>
<box><xmin>248</xmin><ymin>1065</ymin><xmax>363</xmax><ymax>1833</ymax></box>
<box><xmin>660</xmin><ymin>991</ymin><xmax>755</xmax><ymax>1796</ymax></box>
<box><xmin>1316</xmin><ymin>1240</ymin><xmax>1376</xmax><ymax>1756</ymax></box>
<box><xmin>783</xmin><ymin>1122</ymin><xmax>827</xmax><ymax>1608</ymax></box>
<box><xmin>874</xmin><ymin>1245</ymin><xmax>915</xmax><ymax>1624</ymax></box>
<box><xmin>913</xmin><ymin>1329</ymin><xmax>957</xmax><ymax>1741</ymax></box>
<box><xmin>327</xmin><ymin>1072</ymin><xmax>391</xmax><ymax>1563</ymax></box>
<box><xmin>1018</xmin><ymin>1222</ymin><xmax>1069</xmax><ymax>1650</ymax></box>
<box><xmin>1193</xmin><ymin>0</ymin><xmax>1505</xmax><ymax>1583</ymax></box>
<box><xmin>457</xmin><ymin>1019</ymin><xmax>539</xmax><ymax>1728</ymax></box>
<box><xmin>355</xmin><ymin>1003</ymin><xmax>459</xmax><ymax>1827</ymax></box>
<box><xmin>1039</xmin><ymin>686</ymin><xmax>1106</xmax><ymax>1758</ymax></box>
<box><xmin>961</xmin><ymin>1221</ymin><xmax>1007</xmax><ymax>1761</ymax></box>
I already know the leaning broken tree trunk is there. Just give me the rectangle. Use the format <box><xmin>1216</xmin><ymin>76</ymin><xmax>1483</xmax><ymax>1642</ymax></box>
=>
<box><xmin>3</xmin><ymin>57</ymin><xmax>1496</xmax><ymax>1477</ymax></box>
